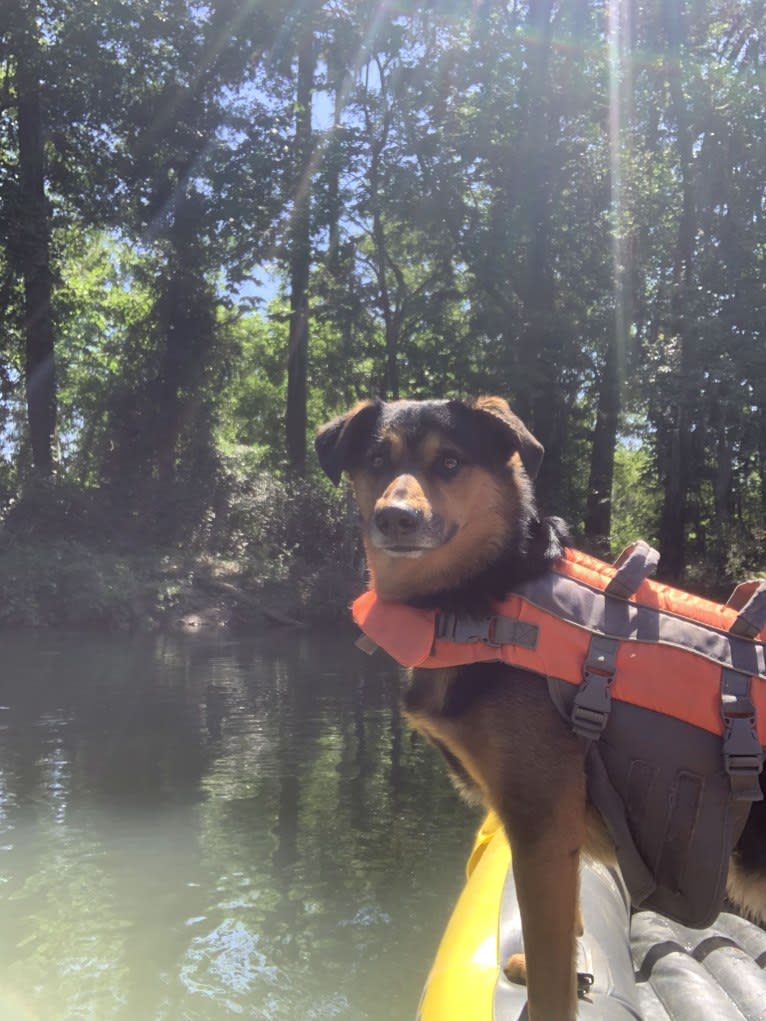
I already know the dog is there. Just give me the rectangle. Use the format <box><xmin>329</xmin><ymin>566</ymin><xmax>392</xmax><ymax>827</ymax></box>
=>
<box><xmin>315</xmin><ymin>395</ymin><xmax>766</xmax><ymax>1021</ymax></box>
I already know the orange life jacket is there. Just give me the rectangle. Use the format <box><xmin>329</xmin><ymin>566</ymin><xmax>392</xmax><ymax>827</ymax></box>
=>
<box><xmin>353</xmin><ymin>541</ymin><xmax>766</xmax><ymax>746</ymax></box>
<box><xmin>352</xmin><ymin>541</ymin><xmax>766</xmax><ymax>927</ymax></box>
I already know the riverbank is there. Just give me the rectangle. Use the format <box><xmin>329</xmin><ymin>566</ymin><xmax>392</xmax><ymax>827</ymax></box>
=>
<box><xmin>0</xmin><ymin>538</ymin><xmax>362</xmax><ymax>632</ymax></box>
<box><xmin>0</xmin><ymin>468</ymin><xmax>365</xmax><ymax>632</ymax></box>
<box><xmin>2</xmin><ymin>474</ymin><xmax>759</xmax><ymax>633</ymax></box>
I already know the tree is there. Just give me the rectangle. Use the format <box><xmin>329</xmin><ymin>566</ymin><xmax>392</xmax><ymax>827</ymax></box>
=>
<box><xmin>85</xmin><ymin>0</ymin><xmax>287</xmax><ymax>509</ymax></box>
<box><xmin>630</xmin><ymin>0</ymin><xmax>766</xmax><ymax>578</ymax></box>
<box><xmin>285</xmin><ymin>11</ymin><xmax>316</xmax><ymax>473</ymax></box>
<box><xmin>0</xmin><ymin>0</ymin><xmax>764</xmax><ymax>583</ymax></box>
<box><xmin>3</xmin><ymin>0</ymin><xmax>57</xmax><ymax>474</ymax></box>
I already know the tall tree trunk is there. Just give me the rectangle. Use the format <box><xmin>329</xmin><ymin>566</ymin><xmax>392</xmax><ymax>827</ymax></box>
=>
<box><xmin>758</xmin><ymin>405</ymin><xmax>766</xmax><ymax>533</ymax></box>
<box><xmin>363</xmin><ymin>62</ymin><xmax>399</xmax><ymax>401</ymax></box>
<box><xmin>517</xmin><ymin>0</ymin><xmax>560</xmax><ymax>510</ymax></box>
<box><xmin>370</xmin><ymin>163</ymin><xmax>399</xmax><ymax>401</ymax></box>
<box><xmin>584</xmin><ymin>339</ymin><xmax>619</xmax><ymax>553</ymax></box>
<box><xmin>154</xmin><ymin>194</ymin><xmax>214</xmax><ymax>490</ymax></box>
<box><xmin>657</xmin><ymin>2</ymin><xmax>696</xmax><ymax>581</ymax></box>
<box><xmin>285</xmin><ymin>28</ymin><xmax>314</xmax><ymax>473</ymax></box>
<box><xmin>154</xmin><ymin>269</ymin><xmax>187</xmax><ymax>489</ymax></box>
<box><xmin>14</xmin><ymin>0</ymin><xmax>56</xmax><ymax>474</ymax></box>
<box><xmin>326</xmin><ymin>61</ymin><xmax>346</xmax><ymax>276</ymax></box>
<box><xmin>584</xmin><ymin>0</ymin><xmax>632</xmax><ymax>554</ymax></box>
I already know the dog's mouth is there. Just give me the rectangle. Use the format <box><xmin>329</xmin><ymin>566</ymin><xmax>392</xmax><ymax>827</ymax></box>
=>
<box><xmin>377</xmin><ymin>545</ymin><xmax>429</xmax><ymax>558</ymax></box>
<box><xmin>369</xmin><ymin>517</ymin><xmax>458</xmax><ymax>557</ymax></box>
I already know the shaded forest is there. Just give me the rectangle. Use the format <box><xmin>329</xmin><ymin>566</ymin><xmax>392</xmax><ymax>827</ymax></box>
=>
<box><xmin>0</xmin><ymin>0</ymin><xmax>764</xmax><ymax>626</ymax></box>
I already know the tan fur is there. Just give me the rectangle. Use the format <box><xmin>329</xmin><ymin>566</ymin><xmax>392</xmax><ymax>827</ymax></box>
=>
<box><xmin>726</xmin><ymin>857</ymin><xmax>766</xmax><ymax>925</ymax></box>
<box><xmin>404</xmin><ymin>664</ymin><xmax>587</xmax><ymax>1020</ymax></box>
<box><xmin>355</xmin><ymin>462</ymin><xmax>519</xmax><ymax>601</ymax></box>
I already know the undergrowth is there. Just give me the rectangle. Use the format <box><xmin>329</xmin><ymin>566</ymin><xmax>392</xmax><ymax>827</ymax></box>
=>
<box><xmin>0</xmin><ymin>460</ymin><xmax>365</xmax><ymax>629</ymax></box>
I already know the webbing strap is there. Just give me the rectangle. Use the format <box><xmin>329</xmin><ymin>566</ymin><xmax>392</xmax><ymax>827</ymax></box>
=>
<box><xmin>727</xmin><ymin>582</ymin><xmax>766</xmax><ymax>639</ymax></box>
<box><xmin>434</xmin><ymin>612</ymin><xmax>539</xmax><ymax>650</ymax></box>
<box><xmin>606</xmin><ymin>541</ymin><xmax>660</xmax><ymax>599</ymax></box>
<box><xmin>720</xmin><ymin>669</ymin><xmax>764</xmax><ymax>801</ymax></box>
<box><xmin>355</xmin><ymin>633</ymin><xmax>379</xmax><ymax>656</ymax></box>
<box><xmin>571</xmin><ymin>635</ymin><xmax>619</xmax><ymax>741</ymax></box>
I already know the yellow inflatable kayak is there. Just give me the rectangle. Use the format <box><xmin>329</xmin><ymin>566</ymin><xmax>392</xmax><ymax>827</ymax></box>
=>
<box><xmin>417</xmin><ymin>814</ymin><xmax>766</xmax><ymax>1020</ymax></box>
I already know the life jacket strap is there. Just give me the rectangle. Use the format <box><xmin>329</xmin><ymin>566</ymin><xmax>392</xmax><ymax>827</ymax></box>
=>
<box><xmin>727</xmin><ymin>581</ymin><xmax>766</xmax><ymax>639</ymax></box>
<box><xmin>434</xmin><ymin>612</ymin><xmax>539</xmax><ymax>650</ymax></box>
<box><xmin>606</xmin><ymin>541</ymin><xmax>660</xmax><ymax>599</ymax></box>
<box><xmin>355</xmin><ymin>633</ymin><xmax>379</xmax><ymax>656</ymax></box>
<box><xmin>720</xmin><ymin>669</ymin><xmax>764</xmax><ymax>801</ymax></box>
<box><xmin>570</xmin><ymin>635</ymin><xmax>619</xmax><ymax>741</ymax></box>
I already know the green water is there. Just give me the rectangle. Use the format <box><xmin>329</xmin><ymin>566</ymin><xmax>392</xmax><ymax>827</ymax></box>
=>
<box><xmin>0</xmin><ymin>627</ymin><xmax>477</xmax><ymax>1021</ymax></box>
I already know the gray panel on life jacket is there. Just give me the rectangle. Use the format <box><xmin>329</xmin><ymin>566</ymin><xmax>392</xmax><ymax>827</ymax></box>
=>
<box><xmin>548</xmin><ymin>679</ymin><xmax>754</xmax><ymax>928</ymax></box>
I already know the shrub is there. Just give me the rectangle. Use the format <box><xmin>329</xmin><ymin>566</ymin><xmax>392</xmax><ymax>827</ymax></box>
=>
<box><xmin>0</xmin><ymin>540</ymin><xmax>180</xmax><ymax>629</ymax></box>
<box><xmin>211</xmin><ymin>452</ymin><xmax>361</xmax><ymax>576</ymax></box>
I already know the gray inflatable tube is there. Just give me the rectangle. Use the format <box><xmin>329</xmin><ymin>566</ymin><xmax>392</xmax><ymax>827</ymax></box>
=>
<box><xmin>417</xmin><ymin>820</ymin><xmax>766</xmax><ymax>1020</ymax></box>
<box><xmin>495</xmin><ymin>858</ymin><xmax>766</xmax><ymax>1020</ymax></box>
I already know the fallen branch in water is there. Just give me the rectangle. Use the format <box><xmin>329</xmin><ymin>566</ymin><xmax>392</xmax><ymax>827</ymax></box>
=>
<box><xmin>194</xmin><ymin>576</ymin><xmax>306</xmax><ymax>627</ymax></box>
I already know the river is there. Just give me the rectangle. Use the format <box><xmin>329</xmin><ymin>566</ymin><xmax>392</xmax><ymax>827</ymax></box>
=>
<box><xmin>0</xmin><ymin>626</ymin><xmax>478</xmax><ymax>1021</ymax></box>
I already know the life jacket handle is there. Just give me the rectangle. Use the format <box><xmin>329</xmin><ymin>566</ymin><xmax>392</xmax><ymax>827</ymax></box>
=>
<box><xmin>726</xmin><ymin>580</ymin><xmax>766</xmax><ymax>640</ymax></box>
<box><xmin>605</xmin><ymin>541</ymin><xmax>660</xmax><ymax>599</ymax></box>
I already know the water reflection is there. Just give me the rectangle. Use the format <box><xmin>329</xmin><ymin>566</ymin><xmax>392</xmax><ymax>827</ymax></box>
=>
<box><xmin>0</xmin><ymin>628</ymin><xmax>476</xmax><ymax>1020</ymax></box>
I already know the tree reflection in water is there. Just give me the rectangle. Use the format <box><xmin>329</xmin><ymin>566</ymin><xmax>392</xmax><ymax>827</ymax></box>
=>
<box><xmin>0</xmin><ymin>627</ymin><xmax>476</xmax><ymax>1020</ymax></box>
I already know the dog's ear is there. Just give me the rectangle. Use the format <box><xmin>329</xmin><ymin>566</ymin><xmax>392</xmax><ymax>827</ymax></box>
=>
<box><xmin>468</xmin><ymin>396</ymin><xmax>545</xmax><ymax>479</ymax></box>
<box><xmin>315</xmin><ymin>400</ymin><xmax>380</xmax><ymax>485</ymax></box>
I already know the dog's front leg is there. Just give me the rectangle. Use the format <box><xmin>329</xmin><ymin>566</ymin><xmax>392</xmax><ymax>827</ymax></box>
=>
<box><xmin>501</xmin><ymin>774</ymin><xmax>586</xmax><ymax>1021</ymax></box>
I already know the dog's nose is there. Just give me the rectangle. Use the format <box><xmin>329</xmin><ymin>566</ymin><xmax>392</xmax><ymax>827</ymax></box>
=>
<box><xmin>374</xmin><ymin>503</ymin><xmax>422</xmax><ymax>541</ymax></box>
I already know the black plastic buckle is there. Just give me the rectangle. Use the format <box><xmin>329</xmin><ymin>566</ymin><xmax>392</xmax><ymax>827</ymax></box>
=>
<box><xmin>721</xmin><ymin>678</ymin><xmax>764</xmax><ymax>802</ymax></box>
<box><xmin>571</xmin><ymin>636</ymin><xmax>618</xmax><ymax>741</ymax></box>
<box><xmin>571</xmin><ymin>671</ymin><xmax>613</xmax><ymax>741</ymax></box>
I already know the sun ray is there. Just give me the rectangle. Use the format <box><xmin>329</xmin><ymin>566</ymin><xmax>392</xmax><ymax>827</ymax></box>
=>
<box><xmin>608</xmin><ymin>0</ymin><xmax>631</xmax><ymax>384</ymax></box>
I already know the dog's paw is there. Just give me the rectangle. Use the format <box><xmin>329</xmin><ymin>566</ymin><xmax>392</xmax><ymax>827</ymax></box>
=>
<box><xmin>503</xmin><ymin>952</ymin><xmax>528</xmax><ymax>986</ymax></box>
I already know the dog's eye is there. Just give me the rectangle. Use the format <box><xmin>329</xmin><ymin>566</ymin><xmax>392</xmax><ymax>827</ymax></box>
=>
<box><xmin>439</xmin><ymin>453</ymin><xmax>461</xmax><ymax>476</ymax></box>
<box><xmin>369</xmin><ymin>451</ymin><xmax>386</xmax><ymax>471</ymax></box>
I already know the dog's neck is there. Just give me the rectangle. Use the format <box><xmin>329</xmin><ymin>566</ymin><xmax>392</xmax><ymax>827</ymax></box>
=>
<box><xmin>402</xmin><ymin>516</ymin><xmax>571</xmax><ymax>617</ymax></box>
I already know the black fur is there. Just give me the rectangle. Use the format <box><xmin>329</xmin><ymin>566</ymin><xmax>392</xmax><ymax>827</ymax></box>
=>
<box><xmin>315</xmin><ymin>397</ymin><xmax>545</xmax><ymax>487</ymax></box>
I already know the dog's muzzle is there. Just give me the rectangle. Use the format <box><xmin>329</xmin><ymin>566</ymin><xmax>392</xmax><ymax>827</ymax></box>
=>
<box><xmin>370</xmin><ymin>503</ymin><xmax>449</xmax><ymax>555</ymax></box>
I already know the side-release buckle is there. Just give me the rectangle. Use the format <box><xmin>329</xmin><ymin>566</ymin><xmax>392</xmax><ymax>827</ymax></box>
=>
<box><xmin>571</xmin><ymin>636</ymin><xmax>619</xmax><ymax>741</ymax></box>
<box><xmin>436</xmin><ymin>613</ymin><xmax>502</xmax><ymax>646</ymax></box>
<box><xmin>720</xmin><ymin>669</ymin><xmax>764</xmax><ymax>802</ymax></box>
<box><xmin>435</xmin><ymin>613</ymin><xmax>539</xmax><ymax>650</ymax></box>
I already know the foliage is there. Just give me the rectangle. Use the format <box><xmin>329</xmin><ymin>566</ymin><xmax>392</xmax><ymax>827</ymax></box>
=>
<box><xmin>609</xmin><ymin>442</ymin><xmax>662</xmax><ymax>557</ymax></box>
<box><xmin>216</xmin><ymin>312</ymin><xmax>290</xmax><ymax>466</ymax></box>
<box><xmin>0</xmin><ymin>538</ymin><xmax>176</xmax><ymax>629</ymax></box>
<box><xmin>0</xmin><ymin>0</ymin><xmax>765</xmax><ymax>628</ymax></box>
<box><xmin>211</xmin><ymin>448</ymin><xmax>363</xmax><ymax>618</ymax></box>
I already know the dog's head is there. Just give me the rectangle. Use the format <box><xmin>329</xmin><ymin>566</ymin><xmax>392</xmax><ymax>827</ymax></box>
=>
<box><xmin>315</xmin><ymin>397</ymin><xmax>544</xmax><ymax>602</ymax></box>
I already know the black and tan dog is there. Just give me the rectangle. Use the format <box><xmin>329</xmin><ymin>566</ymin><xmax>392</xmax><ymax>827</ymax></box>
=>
<box><xmin>315</xmin><ymin>396</ymin><xmax>766</xmax><ymax>1021</ymax></box>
